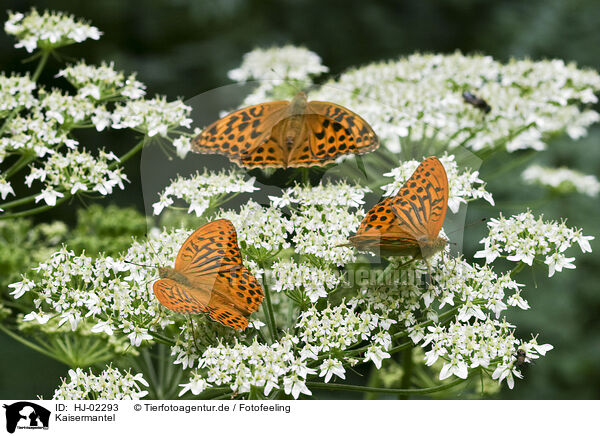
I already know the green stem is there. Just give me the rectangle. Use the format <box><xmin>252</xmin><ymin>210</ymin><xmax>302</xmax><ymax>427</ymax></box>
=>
<box><xmin>109</xmin><ymin>138</ymin><xmax>147</xmax><ymax>169</ymax></box>
<box><xmin>259</xmin><ymin>265</ymin><xmax>278</xmax><ymax>343</ymax></box>
<box><xmin>4</xmin><ymin>153</ymin><xmax>35</xmax><ymax>179</ymax></box>
<box><xmin>0</xmin><ymin>195</ymin><xmax>70</xmax><ymax>220</ymax></box>
<box><xmin>32</xmin><ymin>50</ymin><xmax>51</xmax><ymax>82</ymax></box>
<box><xmin>485</xmin><ymin>149</ymin><xmax>537</xmax><ymax>182</ymax></box>
<box><xmin>510</xmin><ymin>261</ymin><xmax>526</xmax><ymax>278</ymax></box>
<box><xmin>149</xmin><ymin>331</ymin><xmax>176</xmax><ymax>346</ymax></box>
<box><xmin>0</xmin><ymin>193</ymin><xmax>39</xmax><ymax>210</ymax></box>
<box><xmin>306</xmin><ymin>373</ymin><xmax>472</xmax><ymax>395</ymax></box>
<box><xmin>0</xmin><ymin>324</ymin><xmax>69</xmax><ymax>365</ymax></box>
<box><xmin>398</xmin><ymin>347</ymin><xmax>413</xmax><ymax>399</ymax></box>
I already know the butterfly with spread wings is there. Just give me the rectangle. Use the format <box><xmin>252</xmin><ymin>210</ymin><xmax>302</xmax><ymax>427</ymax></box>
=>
<box><xmin>341</xmin><ymin>156</ymin><xmax>449</xmax><ymax>259</ymax></box>
<box><xmin>192</xmin><ymin>92</ymin><xmax>379</xmax><ymax>169</ymax></box>
<box><xmin>153</xmin><ymin>219</ymin><xmax>264</xmax><ymax>330</ymax></box>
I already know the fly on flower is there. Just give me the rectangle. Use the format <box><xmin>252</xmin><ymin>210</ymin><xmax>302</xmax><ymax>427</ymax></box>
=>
<box><xmin>462</xmin><ymin>91</ymin><xmax>491</xmax><ymax>114</ymax></box>
<box><xmin>151</xmin><ymin>219</ymin><xmax>264</xmax><ymax>330</ymax></box>
<box><xmin>192</xmin><ymin>92</ymin><xmax>379</xmax><ymax>168</ymax></box>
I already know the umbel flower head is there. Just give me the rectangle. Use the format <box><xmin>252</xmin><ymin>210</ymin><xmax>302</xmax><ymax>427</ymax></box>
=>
<box><xmin>5</xmin><ymin>9</ymin><xmax>101</xmax><ymax>52</ymax></box>
<box><xmin>310</xmin><ymin>52</ymin><xmax>600</xmax><ymax>154</ymax></box>
<box><xmin>0</xmin><ymin>8</ymin><xmax>193</xmax><ymax>219</ymax></box>
<box><xmin>52</xmin><ymin>366</ymin><xmax>148</xmax><ymax>400</ymax></box>
<box><xmin>474</xmin><ymin>210</ymin><xmax>593</xmax><ymax>276</ymax></box>
<box><xmin>522</xmin><ymin>164</ymin><xmax>600</xmax><ymax>197</ymax></box>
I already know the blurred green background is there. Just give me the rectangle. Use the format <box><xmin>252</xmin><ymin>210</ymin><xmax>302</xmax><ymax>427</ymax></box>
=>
<box><xmin>0</xmin><ymin>0</ymin><xmax>598</xmax><ymax>399</ymax></box>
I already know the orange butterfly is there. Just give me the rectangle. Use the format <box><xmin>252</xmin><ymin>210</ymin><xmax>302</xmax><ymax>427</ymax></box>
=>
<box><xmin>192</xmin><ymin>91</ymin><xmax>379</xmax><ymax>168</ymax></box>
<box><xmin>342</xmin><ymin>156</ymin><xmax>449</xmax><ymax>259</ymax></box>
<box><xmin>153</xmin><ymin>219</ymin><xmax>264</xmax><ymax>330</ymax></box>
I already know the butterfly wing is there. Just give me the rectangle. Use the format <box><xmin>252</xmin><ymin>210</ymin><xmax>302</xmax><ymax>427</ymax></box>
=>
<box><xmin>345</xmin><ymin>157</ymin><xmax>448</xmax><ymax>256</ymax></box>
<box><xmin>159</xmin><ymin>219</ymin><xmax>264</xmax><ymax>330</ymax></box>
<box><xmin>346</xmin><ymin>196</ymin><xmax>420</xmax><ymax>255</ymax></box>
<box><xmin>174</xmin><ymin>219</ymin><xmax>242</xmax><ymax>277</ymax></box>
<box><xmin>389</xmin><ymin>156</ymin><xmax>448</xmax><ymax>242</ymax></box>
<box><xmin>285</xmin><ymin>101</ymin><xmax>378</xmax><ymax>167</ymax></box>
<box><xmin>192</xmin><ymin>101</ymin><xmax>290</xmax><ymax>166</ymax></box>
<box><xmin>153</xmin><ymin>278</ymin><xmax>210</xmax><ymax>314</ymax></box>
<box><xmin>204</xmin><ymin>266</ymin><xmax>265</xmax><ymax>330</ymax></box>
<box><xmin>239</xmin><ymin>118</ymin><xmax>290</xmax><ymax>168</ymax></box>
<box><xmin>153</xmin><ymin>273</ymin><xmax>262</xmax><ymax>330</ymax></box>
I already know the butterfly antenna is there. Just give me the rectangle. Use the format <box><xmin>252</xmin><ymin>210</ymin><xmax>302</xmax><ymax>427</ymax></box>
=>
<box><xmin>187</xmin><ymin>316</ymin><xmax>201</xmax><ymax>351</ymax></box>
<box><xmin>145</xmin><ymin>236</ymin><xmax>164</xmax><ymax>267</ymax></box>
<box><xmin>123</xmin><ymin>259</ymin><xmax>159</xmax><ymax>269</ymax></box>
<box><xmin>268</xmin><ymin>68</ymin><xmax>306</xmax><ymax>95</ymax></box>
<box><xmin>445</xmin><ymin>217</ymin><xmax>487</xmax><ymax>236</ymax></box>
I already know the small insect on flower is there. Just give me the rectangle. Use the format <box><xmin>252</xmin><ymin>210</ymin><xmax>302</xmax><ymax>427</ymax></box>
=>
<box><xmin>151</xmin><ymin>219</ymin><xmax>264</xmax><ymax>330</ymax></box>
<box><xmin>514</xmin><ymin>349</ymin><xmax>529</xmax><ymax>371</ymax></box>
<box><xmin>192</xmin><ymin>92</ymin><xmax>379</xmax><ymax>169</ymax></box>
<box><xmin>340</xmin><ymin>156</ymin><xmax>449</xmax><ymax>260</ymax></box>
<box><xmin>462</xmin><ymin>91</ymin><xmax>491</xmax><ymax>114</ymax></box>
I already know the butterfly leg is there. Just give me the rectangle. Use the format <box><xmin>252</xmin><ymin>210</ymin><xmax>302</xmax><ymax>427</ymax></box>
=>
<box><xmin>186</xmin><ymin>315</ymin><xmax>201</xmax><ymax>351</ymax></box>
<box><xmin>424</xmin><ymin>259</ymin><xmax>433</xmax><ymax>288</ymax></box>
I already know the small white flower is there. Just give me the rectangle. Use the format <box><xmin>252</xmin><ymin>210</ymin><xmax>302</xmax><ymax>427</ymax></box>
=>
<box><xmin>179</xmin><ymin>377</ymin><xmax>211</xmax><ymax>397</ymax></box>
<box><xmin>545</xmin><ymin>252</ymin><xmax>576</xmax><ymax>277</ymax></box>
<box><xmin>319</xmin><ymin>358</ymin><xmax>346</xmax><ymax>383</ymax></box>
<box><xmin>153</xmin><ymin>170</ymin><xmax>257</xmax><ymax>217</ymax></box>
<box><xmin>0</xmin><ymin>179</ymin><xmax>15</xmax><ymax>200</ymax></box>
<box><xmin>363</xmin><ymin>345</ymin><xmax>391</xmax><ymax>369</ymax></box>
<box><xmin>91</xmin><ymin>320</ymin><xmax>114</xmax><ymax>336</ymax></box>
<box><xmin>440</xmin><ymin>356</ymin><xmax>469</xmax><ymax>380</ymax></box>
<box><xmin>34</xmin><ymin>187</ymin><xmax>65</xmax><ymax>206</ymax></box>
<box><xmin>282</xmin><ymin>375</ymin><xmax>312</xmax><ymax>399</ymax></box>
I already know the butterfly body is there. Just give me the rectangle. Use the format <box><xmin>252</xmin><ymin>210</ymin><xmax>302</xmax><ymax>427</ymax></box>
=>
<box><xmin>342</xmin><ymin>157</ymin><xmax>449</xmax><ymax>259</ymax></box>
<box><xmin>193</xmin><ymin>92</ymin><xmax>378</xmax><ymax>168</ymax></box>
<box><xmin>153</xmin><ymin>220</ymin><xmax>264</xmax><ymax>330</ymax></box>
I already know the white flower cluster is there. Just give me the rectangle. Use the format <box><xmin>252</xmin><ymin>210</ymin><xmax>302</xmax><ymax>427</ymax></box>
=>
<box><xmin>475</xmin><ymin>211</ymin><xmax>594</xmax><ymax>276</ymax></box>
<box><xmin>297</xmin><ymin>302</ymin><xmax>395</xmax><ymax>370</ymax></box>
<box><xmin>492</xmin><ymin>337</ymin><xmax>553</xmax><ymax>389</ymax></box>
<box><xmin>271</xmin><ymin>259</ymin><xmax>341</xmax><ymax>303</ymax></box>
<box><xmin>270</xmin><ymin>181</ymin><xmax>370</xmax><ymax>209</ymax></box>
<box><xmin>57</xmin><ymin>61</ymin><xmax>146</xmax><ymax>100</ymax></box>
<box><xmin>228</xmin><ymin>45</ymin><xmax>329</xmax><ymax>106</ymax></box>
<box><xmin>37</xmin><ymin>88</ymin><xmax>96</xmax><ymax>125</ymax></box>
<box><xmin>180</xmin><ymin>335</ymin><xmax>314</xmax><ymax>399</ymax></box>
<box><xmin>5</xmin><ymin>9</ymin><xmax>101</xmax><ymax>53</ymax></box>
<box><xmin>10</xmin><ymin>243</ymin><xmax>159</xmax><ymax>347</ymax></box>
<box><xmin>347</xmin><ymin>253</ymin><xmax>555</xmax><ymax>389</ymax></box>
<box><xmin>111</xmin><ymin>96</ymin><xmax>192</xmax><ymax>137</ymax></box>
<box><xmin>152</xmin><ymin>170</ymin><xmax>258</xmax><ymax>217</ymax></box>
<box><xmin>423</xmin><ymin>317</ymin><xmax>552</xmax><ymax>388</ymax></box>
<box><xmin>381</xmin><ymin>154</ymin><xmax>494</xmax><ymax>213</ymax></box>
<box><xmin>228</xmin><ymin>45</ymin><xmax>328</xmax><ymax>83</ymax></box>
<box><xmin>309</xmin><ymin>52</ymin><xmax>600</xmax><ymax>153</ymax></box>
<box><xmin>179</xmin><ymin>297</ymin><xmax>398</xmax><ymax>399</ymax></box>
<box><xmin>26</xmin><ymin>149</ymin><xmax>128</xmax><ymax>205</ymax></box>
<box><xmin>522</xmin><ymin>164</ymin><xmax>600</xmax><ymax>197</ymax></box>
<box><xmin>0</xmin><ymin>73</ymin><xmax>36</xmax><ymax>115</ymax></box>
<box><xmin>271</xmin><ymin>182</ymin><xmax>367</xmax><ymax>266</ymax></box>
<box><xmin>1</xmin><ymin>111</ymin><xmax>71</xmax><ymax>162</ymax></box>
<box><xmin>52</xmin><ymin>366</ymin><xmax>148</xmax><ymax>400</ymax></box>
<box><xmin>216</xmin><ymin>200</ymin><xmax>293</xmax><ymax>255</ymax></box>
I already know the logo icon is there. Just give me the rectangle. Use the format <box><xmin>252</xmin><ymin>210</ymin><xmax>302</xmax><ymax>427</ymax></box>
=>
<box><xmin>3</xmin><ymin>402</ymin><xmax>50</xmax><ymax>434</ymax></box>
